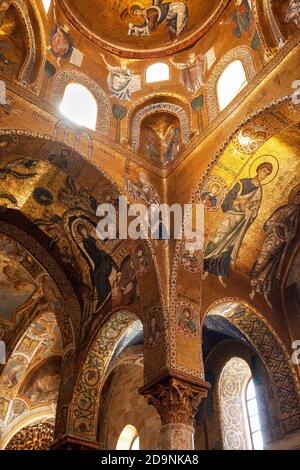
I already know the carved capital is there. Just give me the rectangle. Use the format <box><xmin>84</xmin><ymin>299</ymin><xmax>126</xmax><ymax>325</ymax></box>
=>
<box><xmin>141</xmin><ymin>376</ymin><xmax>209</xmax><ymax>426</ymax></box>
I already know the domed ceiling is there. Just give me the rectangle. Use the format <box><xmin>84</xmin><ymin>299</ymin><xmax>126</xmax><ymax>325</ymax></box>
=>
<box><xmin>58</xmin><ymin>0</ymin><xmax>230</xmax><ymax>58</ymax></box>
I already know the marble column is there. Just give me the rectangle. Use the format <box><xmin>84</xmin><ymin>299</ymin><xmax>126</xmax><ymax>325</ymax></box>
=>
<box><xmin>141</xmin><ymin>375</ymin><xmax>210</xmax><ymax>450</ymax></box>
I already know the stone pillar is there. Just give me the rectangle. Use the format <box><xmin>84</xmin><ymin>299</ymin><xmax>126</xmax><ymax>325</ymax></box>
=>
<box><xmin>140</xmin><ymin>375</ymin><xmax>210</xmax><ymax>450</ymax></box>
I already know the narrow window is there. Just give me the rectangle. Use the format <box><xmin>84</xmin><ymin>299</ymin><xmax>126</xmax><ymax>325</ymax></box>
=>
<box><xmin>246</xmin><ymin>378</ymin><xmax>263</xmax><ymax>450</ymax></box>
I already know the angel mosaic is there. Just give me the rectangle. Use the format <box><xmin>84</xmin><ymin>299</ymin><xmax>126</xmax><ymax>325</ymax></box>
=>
<box><xmin>121</xmin><ymin>0</ymin><xmax>189</xmax><ymax>40</ymax></box>
<box><xmin>170</xmin><ymin>53</ymin><xmax>207</xmax><ymax>94</ymax></box>
<box><xmin>250</xmin><ymin>184</ymin><xmax>300</xmax><ymax>307</ymax></box>
<box><xmin>48</xmin><ymin>1</ymin><xmax>74</xmax><ymax>66</ymax></box>
<box><xmin>233</xmin><ymin>123</ymin><xmax>271</xmax><ymax>155</ymax></box>
<box><xmin>101</xmin><ymin>54</ymin><xmax>141</xmax><ymax>101</ymax></box>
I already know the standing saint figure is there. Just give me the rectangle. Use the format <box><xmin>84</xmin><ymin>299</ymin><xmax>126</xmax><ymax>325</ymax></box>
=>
<box><xmin>101</xmin><ymin>54</ymin><xmax>141</xmax><ymax>101</ymax></box>
<box><xmin>77</xmin><ymin>225</ymin><xmax>113</xmax><ymax>312</ymax></box>
<box><xmin>125</xmin><ymin>169</ymin><xmax>160</xmax><ymax>205</ymax></box>
<box><xmin>250</xmin><ymin>185</ymin><xmax>300</xmax><ymax>307</ymax></box>
<box><xmin>285</xmin><ymin>0</ymin><xmax>300</xmax><ymax>27</ymax></box>
<box><xmin>125</xmin><ymin>0</ymin><xmax>189</xmax><ymax>40</ymax></box>
<box><xmin>170</xmin><ymin>53</ymin><xmax>207</xmax><ymax>93</ymax></box>
<box><xmin>203</xmin><ymin>162</ymin><xmax>273</xmax><ymax>287</ymax></box>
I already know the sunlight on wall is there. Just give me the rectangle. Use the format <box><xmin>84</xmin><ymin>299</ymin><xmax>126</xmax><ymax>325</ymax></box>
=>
<box><xmin>59</xmin><ymin>83</ymin><xmax>98</xmax><ymax>130</ymax></box>
<box><xmin>217</xmin><ymin>60</ymin><xmax>248</xmax><ymax>112</ymax></box>
<box><xmin>146</xmin><ymin>63</ymin><xmax>170</xmax><ymax>83</ymax></box>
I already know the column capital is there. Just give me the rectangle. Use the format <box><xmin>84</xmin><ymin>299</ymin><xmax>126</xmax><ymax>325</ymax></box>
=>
<box><xmin>140</xmin><ymin>374</ymin><xmax>210</xmax><ymax>426</ymax></box>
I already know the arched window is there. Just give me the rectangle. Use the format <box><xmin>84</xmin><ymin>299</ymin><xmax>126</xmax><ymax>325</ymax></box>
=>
<box><xmin>219</xmin><ymin>357</ymin><xmax>263</xmax><ymax>450</ymax></box>
<box><xmin>59</xmin><ymin>83</ymin><xmax>98</xmax><ymax>130</ymax></box>
<box><xmin>217</xmin><ymin>60</ymin><xmax>248</xmax><ymax>112</ymax></box>
<box><xmin>146</xmin><ymin>63</ymin><xmax>170</xmax><ymax>83</ymax></box>
<box><xmin>246</xmin><ymin>378</ymin><xmax>263</xmax><ymax>450</ymax></box>
<box><xmin>116</xmin><ymin>425</ymin><xmax>140</xmax><ymax>450</ymax></box>
<box><xmin>42</xmin><ymin>0</ymin><xmax>51</xmax><ymax>14</ymax></box>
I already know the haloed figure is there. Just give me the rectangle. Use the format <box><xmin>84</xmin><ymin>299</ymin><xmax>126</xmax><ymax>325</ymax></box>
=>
<box><xmin>126</xmin><ymin>0</ymin><xmax>189</xmax><ymax>40</ymax></box>
<box><xmin>77</xmin><ymin>225</ymin><xmax>113</xmax><ymax>311</ymax></box>
<box><xmin>250</xmin><ymin>185</ymin><xmax>300</xmax><ymax>308</ymax></box>
<box><xmin>203</xmin><ymin>163</ymin><xmax>273</xmax><ymax>287</ymax></box>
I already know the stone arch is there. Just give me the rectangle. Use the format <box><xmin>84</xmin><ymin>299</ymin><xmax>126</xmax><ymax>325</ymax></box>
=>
<box><xmin>68</xmin><ymin>310</ymin><xmax>141</xmax><ymax>442</ymax></box>
<box><xmin>0</xmin><ymin>218</ymin><xmax>79</xmax><ymax>354</ymax></box>
<box><xmin>205</xmin><ymin>46</ymin><xmax>257</xmax><ymax>122</ymax></box>
<box><xmin>203</xmin><ymin>298</ymin><xmax>300</xmax><ymax>433</ymax></box>
<box><xmin>51</xmin><ymin>70</ymin><xmax>111</xmax><ymax>135</ymax></box>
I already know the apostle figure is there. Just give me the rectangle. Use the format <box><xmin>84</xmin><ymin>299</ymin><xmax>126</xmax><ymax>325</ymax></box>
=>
<box><xmin>101</xmin><ymin>54</ymin><xmax>141</xmax><ymax>101</ymax></box>
<box><xmin>285</xmin><ymin>0</ymin><xmax>300</xmax><ymax>27</ymax></box>
<box><xmin>203</xmin><ymin>162</ymin><xmax>273</xmax><ymax>287</ymax></box>
<box><xmin>48</xmin><ymin>2</ymin><xmax>73</xmax><ymax>66</ymax></box>
<box><xmin>232</xmin><ymin>0</ymin><xmax>252</xmax><ymax>38</ymax></box>
<box><xmin>250</xmin><ymin>185</ymin><xmax>300</xmax><ymax>307</ymax></box>
<box><xmin>170</xmin><ymin>53</ymin><xmax>207</xmax><ymax>93</ymax></box>
<box><xmin>77</xmin><ymin>225</ymin><xmax>113</xmax><ymax>312</ymax></box>
<box><xmin>125</xmin><ymin>0</ymin><xmax>189</xmax><ymax>40</ymax></box>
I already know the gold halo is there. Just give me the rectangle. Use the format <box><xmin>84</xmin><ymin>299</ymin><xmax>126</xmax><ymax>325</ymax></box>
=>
<box><xmin>207</xmin><ymin>181</ymin><xmax>222</xmax><ymax>196</ymax></box>
<box><xmin>289</xmin><ymin>184</ymin><xmax>300</xmax><ymax>205</ymax></box>
<box><xmin>249</xmin><ymin>154</ymin><xmax>279</xmax><ymax>186</ymax></box>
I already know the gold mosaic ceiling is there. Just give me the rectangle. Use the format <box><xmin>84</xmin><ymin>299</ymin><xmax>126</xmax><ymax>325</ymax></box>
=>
<box><xmin>59</xmin><ymin>0</ymin><xmax>229</xmax><ymax>57</ymax></box>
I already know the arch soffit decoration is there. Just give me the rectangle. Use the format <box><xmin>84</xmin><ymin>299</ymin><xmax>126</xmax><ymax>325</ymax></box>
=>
<box><xmin>0</xmin><ymin>220</ymin><xmax>79</xmax><ymax>353</ymax></box>
<box><xmin>0</xmin><ymin>130</ymin><xmax>166</xmax><ymax>324</ymax></box>
<box><xmin>51</xmin><ymin>70</ymin><xmax>111</xmax><ymax>135</ymax></box>
<box><xmin>205</xmin><ymin>46</ymin><xmax>257</xmax><ymax>122</ymax></box>
<box><xmin>68</xmin><ymin>310</ymin><xmax>139</xmax><ymax>442</ymax></box>
<box><xmin>204</xmin><ymin>298</ymin><xmax>300</xmax><ymax>432</ymax></box>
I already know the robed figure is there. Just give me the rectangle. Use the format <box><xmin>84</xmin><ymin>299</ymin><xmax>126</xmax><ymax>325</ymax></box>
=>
<box><xmin>203</xmin><ymin>163</ymin><xmax>273</xmax><ymax>286</ymax></box>
<box><xmin>250</xmin><ymin>186</ymin><xmax>300</xmax><ymax>306</ymax></box>
<box><xmin>77</xmin><ymin>225</ymin><xmax>113</xmax><ymax>311</ymax></box>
